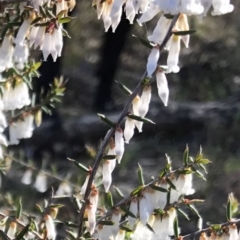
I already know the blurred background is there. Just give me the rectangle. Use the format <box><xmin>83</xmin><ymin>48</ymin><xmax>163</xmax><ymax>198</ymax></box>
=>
<box><xmin>3</xmin><ymin>0</ymin><xmax>240</xmax><ymax>236</ymax></box>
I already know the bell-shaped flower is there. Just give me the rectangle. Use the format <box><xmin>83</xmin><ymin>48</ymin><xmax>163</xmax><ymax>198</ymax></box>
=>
<box><xmin>15</xmin><ymin>19</ymin><xmax>31</xmax><ymax>45</ymax></box>
<box><xmin>152</xmin><ymin>214</ymin><xmax>169</xmax><ymax>239</ymax></box>
<box><xmin>139</xmin><ymin>196</ymin><xmax>150</xmax><ymax>225</ymax></box>
<box><xmin>52</xmin><ymin>25</ymin><xmax>63</xmax><ymax>57</ymax></box>
<box><xmin>87</xmin><ymin>204</ymin><xmax>96</xmax><ymax>235</ymax></box>
<box><xmin>96</xmin><ymin>224</ymin><xmax>112</xmax><ymax>240</ymax></box>
<box><xmin>115</xmin><ymin>229</ymin><xmax>126</xmax><ymax>240</ymax></box>
<box><xmin>125</xmin><ymin>0</ymin><xmax>136</xmax><ymax>24</ymax></box>
<box><xmin>111</xmin><ymin>0</ymin><xmax>125</xmax><ymax>17</ymax></box>
<box><xmin>90</xmin><ymin>185</ymin><xmax>99</xmax><ymax>213</ymax></box>
<box><xmin>7</xmin><ymin>222</ymin><xmax>17</xmax><ymax>238</ymax></box>
<box><xmin>137</xmin><ymin>6</ymin><xmax>160</xmax><ymax>25</ymax></box>
<box><xmin>142</xmin><ymin>187</ymin><xmax>157</xmax><ymax>214</ymax></box>
<box><xmin>34</xmin><ymin>173</ymin><xmax>48</xmax><ymax>193</ymax></box>
<box><xmin>211</xmin><ymin>0</ymin><xmax>234</xmax><ymax>16</ymax></box>
<box><xmin>44</xmin><ymin>214</ymin><xmax>56</xmax><ymax>240</ymax></box>
<box><xmin>56</xmin><ymin>0</ymin><xmax>67</xmax><ymax>13</ymax></box>
<box><xmin>29</xmin><ymin>26</ymin><xmax>39</xmax><ymax>47</ymax></box>
<box><xmin>107</xmin><ymin>138</ymin><xmax>116</xmax><ymax>172</ymax></box>
<box><xmin>21</xmin><ymin>168</ymin><xmax>33</xmax><ymax>185</ymax></box>
<box><xmin>161</xmin><ymin>0</ymin><xmax>180</xmax><ymax>14</ymax></box>
<box><xmin>146</xmin><ymin>46</ymin><xmax>160</xmax><ymax>77</ymax></box>
<box><xmin>139</xmin><ymin>85</ymin><xmax>151</xmax><ymax>117</ymax></box>
<box><xmin>177</xmin><ymin>14</ymin><xmax>190</xmax><ymax>48</ymax></box>
<box><xmin>167</xmin><ymin>207</ymin><xmax>177</xmax><ymax>236</ymax></box>
<box><xmin>167</xmin><ymin>35</ymin><xmax>181</xmax><ymax>73</ymax></box>
<box><xmin>34</xmin><ymin>26</ymin><xmax>46</xmax><ymax>50</ymax></box>
<box><xmin>156</xmin><ymin>68</ymin><xmax>169</xmax><ymax>106</ymax></box>
<box><xmin>111</xmin><ymin>9</ymin><xmax>123</xmax><ymax>33</ymax></box>
<box><xmin>200</xmin><ymin>0</ymin><xmax>212</xmax><ymax>16</ymax></box>
<box><xmin>14</xmin><ymin>43</ymin><xmax>29</xmax><ymax>69</ymax></box>
<box><xmin>110</xmin><ymin>209</ymin><xmax>121</xmax><ymax>237</ymax></box>
<box><xmin>102</xmin><ymin>160</ymin><xmax>112</xmax><ymax>192</ymax></box>
<box><xmin>115</xmin><ymin>128</ymin><xmax>125</xmax><ymax>163</ymax></box>
<box><xmin>139</xmin><ymin>0</ymin><xmax>150</xmax><ymax>13</ymax></box>
<box><xmin>148</xmin><ymin>15</ymin><xmax>171</xmax><ymax>45</ymax></box>
<box><xmin>80</xmin><ymin>174</ymin><xmax>90</xmax><ymax>195</ymax></box>
<box><xmin>128</xmin><ymin>197</ymin><xmax>138</xmax><ymax>228</ymax></box>
<box><xmin>154</xmin><ymin>181</ymin><xmax>168</xmax><ymax>209</ymax></box>
<box><xmin>124</xmin><ymin>117</ymin><xmax>135</xmax><ymax>143</ymax></box>
<box><xmin>179</xmin><ymin>0</ymin><xmax>204</xmax><ymax>15</ymax></box>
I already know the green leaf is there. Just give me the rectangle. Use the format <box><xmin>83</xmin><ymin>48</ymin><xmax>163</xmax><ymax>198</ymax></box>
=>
<box><xmin>15</xmin><ymin>224</ymin><xmax>30</xmax><ymax>240</ymax></box>
<box><xmin>62</xmin><ymin>28</ymin><xmax>71</xmax><ymax>38</ymax></box>
<box><xmin>72</xmin><ymin>195</ymin><xmax>82</xmax><ymax>212</ymax></box>
<box><xmin>64</xmin><ymin>221</ymin><xmax>78</xmax><ymax>228</ymax></box>
<box><xmin>98</xmin><ymin>220</ymin><xmax>115</xmax><ymax>226</ymax></box>
<box><xmin>102</xmin><ymin>155</ymin><xmax>117</xmax><ymax>160</ymax></box>
<box><xmin>198</xmin><ymin>159</ymin><xmax>211</xmax><ymax>165</ymax></box>
<box><xmin>130</xmin><ymin>186</ymin><xmax>143</xmax><ymax>196</ymax></box>
<box><xmin>106</xmin><ymin>191</ymin><xmax>114</xmax><ymax>208</ymax></box>
<box><xmin>115</xmin><ymin>81</ymin><xmax>132</xmax><ymax>95</ymax></box>
<box><xmin>48</xmin><ymin>204</ymin><xmax>64</xmax><ymax>209</ymax></box>
<box><xmin>173</xmin><ymin>30</ymin><xmax>196</xmax><ymax>36</ymax></box>
<box><xmin>137</xmin><ymin>163</ymin><xmax>144</xmax><ymax>185</ymax></box>
<box><xmin>188</xmin><ymin>204</ymin><xmax>200</xmax><ymax>217</ymax></box>
<box><xmin>183</xmin><ymin>145</ymin><xmax>189</xmax><ymax>166</ymax></box>
<box><xmin>128</xmin><ymin>114</ymin><xmax>155</xmax><ymax>124</ymax></box>
<box><xmin>146</xmin><ymin>223</ymin><xmax>155</xmax><ymax>234</ymax></box>
<box><xmin>39</xmin><ymin>6</ymin><xmax>47</xmax><ymax>17</ymax></box>
<box><xmin>166</xmin><ymin>190</ymin><xmax>171</xmax><ymax>205</ymax></box>
<box><xmin>173</xmin><ymin>217</ymin><xmax>179</xmax><ymax>238</ymax></box>
<box><xmin>164</xmin><ymin>14</ymin><xmax>174</xmax><ymax>19</ymax></box>
<box><xmin>59</xmin><ymin>16</ymin><xmax>75</xmax><ymax>24</ymax></box>
<box><xmin>159</xmin><ymin>169</ymin><xmax>166</xmax><ymax>178</ymax></box>
<box><xmin>120</xmin><ymin>206</ymin><xmax>136</xmax><ymax>218</ymax></box>
<box><xmin>97</xmin><ymin>114</ymin><xmax>115</xmax><ymax>127</ymax></box>
<box><xmin>67</xmin><ymin>158</ymin><xmax>90</xmax><ymax>173</ymax></box>
<box><xmin>114</xmin><ymin>186</ymin><xmax>124</xmax><ymax>199</ymax></box>
<box><xmin>16</xmin><ymin>198</ymin><xmax>22</xmax><ymax>219</ymax></box>
<box><xmin>119</xmin><ymin>225</ymin><xmax>132</xmax><ymax>232</ymax></box>
<box><xmin>150</xmin><ymin>185</ymin><xmax>168</xmax><ymax>192</ymax></box>
<box><xmin>31</xmin><ymin>17</ymin><xmax>42</xmax><ymax>25</ymax></box>
<box><xmin>36</xmin><ymin>204</ymin><xmax>43</xmax><ymax>213</ymax></box>
<box><xmin>166</xmin><ymin>178</ymin><xmax>176</xmax><ymax>190</ymax></box>
<box><xmin>177</xmin><ymin>208</ymin><xmax>189</xmax><ymax>220</ymax></box>
<box><xmin>57</xmin><ymin>10</ymin><xmax>67</xmax><ymax>19</ymax></box>
<box><xmin>32</xmin><ymin>62</ymin><xmax>42</xmax><ymax>70</ymax></box>
<box><xmin>132</xmin><ymin>35</ymin><xmax>153</xmax><ymax>49</ymax></box>
<box><xmin>198</xmin><ymin>163</ymin><xmax>208</xmax><ymax>174</ymax></box>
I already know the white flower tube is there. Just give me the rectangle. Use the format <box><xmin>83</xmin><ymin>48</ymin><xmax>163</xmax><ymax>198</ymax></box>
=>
<box><xmin>34</xmin><ymin>26</ymin><xmax>46</xmax><ymax>49</ymax></box>
<box><xmin>211</xmin><ymin>0</ymin><xmax>234</xmax><ymax>15</ymax></box>
<box><xmin>110</xmin><ymin>0</ymin><xmax>125</xmax><ymax>17</ymax></box>
<box><xmin>128</xmin><ymin>197</ymin><xmax>138</xmax><ymax>228</ymax></box>
<box><xmin>34</xmin><ymin>173</ymin><xmax>48</xmax><ymax>193</ymax></box>
<box><xmin>107</xmin><ymin>139</ymin><xmax>116</xmax><ymax>172</ymax></box>
<box><xmin>15</xmin><ymin>19</ymin><xmax>31</xmax><ymax>45</ymax></box>
<box><xmin>111</xmin><ymin>210</ymin><xmax>121</xmax><ymax>237</ymax></box>
<box><xmin>177</xmin><ymin>14</ymin><xmax>190</xmax><ymax>48</ymax></box>
<box><xmin>44</xmin><ymin>214</ymin><xmax>56</xmax><ymax>240</ymax></box>
<box><xmin>21</xmin><ymin>168</ymin><xmax>33</xmax><ymax>185</ymax></box>
<box><xmin>90</xmin><ymin>186</ymin><xmax>99</xmax><ymax>213</ymax></box>
<box><xmin>102</xmin><ymin>160</ymin><xmax>112</xmax><ymax>192</ymax></box>
<box><xmin>115</xmin><ymin>128</ymin><xmax>125</xmax><ymax>164</ymax></box>
<box><xmin>139</xmin><ymin>196</ymin><xmax>150</xmax><ymax>225</ymax></box>
<box><xmin>156</xmin><ymin>68</ymin><xmax>169</xmax><ymax>106</ymax></box>
<box><xmin>115</xmin><ymin>229</ymin><xmax>125</xmax><ymax>240</ymax></box>
<box><xmin>124</xmin><ymin>117</ymin><xmax>135</xmax><ymax>144</ymax></box>
<box><xmin>167</xmin><ymin>35</ymin><xmax>181</xmax><ymax>73</ymax></box>
<box><xmin>53</xmin><ymin>26</ymin><xmax>63</xmax><ymax>57</ymax></box>
<box><xmin>87</xmin><ymin>205</ymin><xmax>96</xmax><ymax>235</ymax></box>
<box><xmin>7</xmin><ymin>222</ymin><xmax>17</xmax><ymax>238</ymax></box>
<box><xmin>139</xmin><ymin>85</ymin><xmax>151</xmax><ymax>117</ymax></box>
<box><xmin>146</xmin><ymin>47</ymin><xmax>160</xmax><ymax>77</ymax></box>
<box><xmin>168</xmin><ymin>208</ymin><xmax>177</xmax><ymax>236</ymax></box>
<box><xmin>80</xmin><ymin>174</ymin><xmax>90</xmax><ymax>195</ymax></box>
<box><xmin>125</xmin><ymin>0</ymin><xmax>135</xmax><ymax>24</ymax></box>
<box><xmin>29</xmin><ymin>26</ymin><xmax>39</xmax><ymax>47</ymax></box>
<box><xmin>111</xmin><ymin>9</ymin><xmax>122</xmax><ymax>33</ymax></box>
<box><xmin>56</xmin><ymin>182</ymin><xmax>72</xmax><ymax>196</ymax></box>
<box><xmin>0</xmin><ymin>35</ymin><xmax>14</xmax><ymax>72</ymax></box>
<box><xmin>200</xmin><ymin>0</ymin><xmax>212</xmax><ymax>16</ymax></box>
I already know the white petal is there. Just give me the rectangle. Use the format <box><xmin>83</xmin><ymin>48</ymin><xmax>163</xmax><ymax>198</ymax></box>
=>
<box><xmin>156</xmin><ymin>69</ymin><xmax>169</xmax><ymax>106</ymax></box>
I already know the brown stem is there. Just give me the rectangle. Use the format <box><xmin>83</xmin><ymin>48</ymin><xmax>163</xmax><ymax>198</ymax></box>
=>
<box><xmin>77</xmin><ymin>13</ymin><xmax>180</xmax><ymax>238</ymax></box>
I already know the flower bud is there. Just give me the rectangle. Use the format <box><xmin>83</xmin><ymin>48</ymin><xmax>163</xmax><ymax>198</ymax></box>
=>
<box><xmin>102</xmin><ymin>160</ymin><xmax>112</xmax><ymax>192</ymax></box>
<box><xmin>7</xmin><ymin>222</ymin><xmax>17</xmax><ymax>238</ymax></box>
<box><xmin>156</xmin><ymin>68</ymin><xmax>169</xmax><ymax>106</ymax></box>
<box><xmin>44</xmin><ymin>214</ymin><xmax>56</xmax><ymax>240</ymax></box>
<box><xmin>139</xmin><ymin>85</ymin><xmax>151</xmax><ymax>117</ymax></box>
<box><xmin>21</xmin><ymin>168</ymin><xmax>33</xmax><ymax>185</ymax></box>
<box><xmin>115</xmin><ymin>128</ymin><xmax>125</xmax><ymax>164</ymax></box>
<box><xmin>146</xmin><ymin>47</ymin><xmax>160</xmax><ymax>77</ymax></box>
<box><xmin>34</xmin><ymin>173</ymin><xmax>48</xmax><ymax>193</ymax></box>
<box><xmin>124</xmin><ymin>117</ymin><xmax>135</xmax><ymax>144</ymax></box>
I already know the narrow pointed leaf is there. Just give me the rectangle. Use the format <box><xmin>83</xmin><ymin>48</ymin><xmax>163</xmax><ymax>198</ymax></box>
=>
<box><xmin>173</xmin><ymin>30</ymin><xmax>196</xmax><ymax>36</ymax></box>
<box><xmin>72</xmin><ymin>195</ymin><xmax>82</xmax><ymax>212</ymax></box>
<box><xmin>177</xmin><ymin>208</ymin><xmax>189</xmax><ymax>220</ymax></box>
<box><xmin>119</xmin><ymin>225</ymin><xmax>132</xmax><ymax>232</ymax></box>
<box><xmin>226</xmin><ymin>199</ymin><xmax>232</xmax><ymax>222</ymax></box>
<box><xmin>102</xmin><ymin>155</ymin><xmax>117</xmax><ymax>160</ymax></box>
<box><xmin>150</xmin><ymin>185</ymin><xmax>168</xmax><ymax>192</ymax></box>
<box><xmin>166</xmin><ymin>178</ymin><xmax>176</xmax><ymax>190</ymax></box>
<box><xmin>120</xmin><ymin>206</ymin><xmax>136</xmax><ymax>218</ymax></box>
<box><xmin>115</xmin><ymin>81</ymin><xmax>132</xmax><ymax>95</ymax></box>
<box><xmin>128</xmin><ymin>114</ymin><xmax>155</xmax><ymax>124</ymax></box>
<box><xmin>132</xmin><ymin>35</ymin><xmax>153</xmax><ymax>49</ymax></box>
<box><xmin>36</xmin><ymin>204</ymin><xmax>43</xmax><ymax>213</ymax></box>
<box><xmin>183</xmin><ymin>145</ymin><xmax>189</xmax><ymax>166</ymax></box>
<box><xmin>137</xmin><ymin>163</ymin><xmax>144</xmax><ymax>185</ymax></box>
<box><xmin>16</xmin><ymin>198</ymin><xmax>22</xmax><ymax>219</ymax></box>
<box><xmin>173</xmin><ymin>217</ymin><xmax>179</xmax><ymax>238</ymax></box>
<box><xmin>131</xmin><ymin>186</ymin><xmax>143</xmax><ymax>196</ymax></box>
<box><xmin>114</xmin><ymin>186</ymin><xmax>124</xmax><ymax>199</ymax></box>
<box><xmin>97</xmin><ymin>114</ymin><xmax>115</xmax><ymax>127</ymax></box>
<box><xmin>59</xmin><ymin>16</ymin><xmax>75</xmax><ymax>24</ymax></box>
<box><xmin>106</xmin><ymin>191</ymin><xmax>114</xmax><ymax>208</ymax></box>
<box><xmin>67</xmin><ymin>158</ymin><xmax>90</xmax><ymax>173</ymax></box>
<box><xmin>146</xmin><ymin>223</ymin><xmax>155</xmax><ymax>234</ymax></box>
<box><xmin>98</xmin><ymin>220</ymin><xmax>115</xmax><ymax>226</ymax></box>
<box><xmin>15</xmin><ymin>224</ymin><xmax>30</xmax><ymax>240</ymax></box>
<box><xmin>188</xmin><ymin>204</ymin><xmax>200</xmax><ymax>217</ymax></box>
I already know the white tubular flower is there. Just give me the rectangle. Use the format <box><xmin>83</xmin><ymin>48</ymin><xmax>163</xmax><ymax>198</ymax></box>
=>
<box><xmin>110</xmin><ymin>0</ymin><xmax>125</xmax><ymax>17</ymax></box>
<box><xmin>56</xmin><ymin>0</ymin><xmax>67</xmax><ymax>13</ymax></box>
<box><xmin>115</xmin><ymin>229</ymin><xmax>126</xmax><ymax>240</ymax></box>
<box><xmin>125</xmin><ymin>0</ymin><xmax>136</xmax><ymax>24</ymax></box>
<box><xmin>161</xmin><ymin>0</ymin><xmax>180</xmax><ymax>14</ymax></box>
<box><xmin>107</xmin><ymin>138</ymin><xmax>116</xmax><ymax>172</ymax></box>
<box><xmin>7</xmin><ymin>222</ymin><xmax>17</xmax><ymax>239</ymax></box>
<box><xmin>180</xmin><ymin>173</ymin><xmax>195</xmax><ymax>195</ymax></box>
<box><xmin>155</xmin><ymin>181</ymin><xmax>167</xmax><ymax>209</ymax></box>
<box><xmin>87</xmin><ymin>204</ymin><xmax>96</xmax><ymax>235</ymax></box>
<box><xmin>96</xmin><ymin>224</ymin><xmax>112</xmax><ymax>240</ymax></box>
<box><xmin>146</xmin><ymin>47</ymin><xmax>160</xmax><ymax>77</ymax></box>
<box><xmin>128</xmin><ymin>197</ymin><xmax>138</xmax><ymax>229</ymax></box>
<box><xmin>21</xmin><ymin>168</ymin><xmax>33</xmax><ymax>185</ymax></box>
<box><xmin>13</xmin><ymin>43</ymin><xmax>29</xmax><ymax>69</ymax></box>
<box><xmin>102</xmin><ymin>160</ymin><xmax>112</xmax><ymax>192</ymax></box>
<box><xmin>138</xmin><ymin>6</ymin><xmax>160</xmax><ymax>25</ymax></box>
<box><xmin>80</xmin><ymin>174</ymin><xmax>90</xmax><ymax>195</ymax></box>
<box><xmin>90</xmin><ymin>185</ymin><xmax>99</xmax><ymax>213</ymax></box>
<box><xmin>139</xmin><ymin>196</ymin><xmax>150</xmax><ymax>225</ymax></box>
<box><xmin>148</xmin><ymin>15</ymin><xmax>171</xmax><ymax>45</ymax></box>
<box><xmin>167</xmin><ymin>35</ymin><xmax>181</xmax><ymax>73</ymax></box>
<box><xmin>179</xmin><ymin>0</ymin><xmax>204</xmax><ymax>15</ymax></box>
<box><xmin>177</xmin><ymin>14</ymin><xmax>190</xmax><ymax>48</ymax></box>
<box><xmin>111</xmin><ymin>209</ymin><xmax>121</xmax><ymax>237</ymax></box>
<box><xmin>229</xmin><ymin>224</ymin><xmax>238</xmax><ymax>240</ymax></box>
<box><xmin>56</xmin><ymin>182</ymin><xmax>72</xmax><ymax>196</ymax></box>
<box><xmin>168</xmin><ymin>208</ymin><xmax>177</xmax><ymax>236</ymax></box>
<box><xmin>198</xmin><ymin>217</ymin><xmax>203</xmax><ymax>230</ymax></box>
<box><xmin>101</xmin><ymin>1</ymin><xmax>113</xmax><ymax>32</ymax></box>
<box><xmin>111</xmin><ymin>9</ymin><xmax>122</xmax><ymax>33</ymax></box>
<box><xmin>115</xmin><ymin>128</ymin><xmax>125</xmax><ymax>164</ymax></box>
<box><xmin>44</xmin><ymin>214</ymin><xmax>56</xmax><ymax>240</ymax></box>
<box><xmin>34</xmin><ymin>173</ymin><xmax>48</xmax><ymax>192</ymax></box>
<box><xmin>42</xmin><ymin>33</ymin><xmax>53</xmax><ymax>61</ymax></box>
<box><xmin>53</xmin><ymin>25</ymin><xmax>63</xmax><ymax>57</ymax></box>
<box><xmin>0</xmin><ymin>132</ymin><xmax>7</xmax><ymax>147</ymax></box>
<box><xmin>124</xmin><ymin>117</ymin><xmax>135</xmax><ymax>144</ymax></box>
<box><xmin>211</xmin><ymin>0</ymin><xmax>234</xmax><ymax>16</ymax></box>
<box><xmin>139</xmin><ymin>85</ymin><xmax>151</xmax><ymax>117</ymax></box>
<box><xmin>0</xmin><ymin>34</ymin><xmax>14</xmax><ymax>72</ymax></box>
<box><xmin>142</xmin><ymin>188</ymin><xmax>157</xmax><ymax>214</ymax></box>
<box><xmin>29</xmin><ymin>26</ymin><xmax>39</xmax><ymax>47</ymax></box>
<box><xmin>9</xmin><ymin>124</ymin><xmax>20</xmax><ymax>145</ymax></box>
<box><xmin>130</xmin><ymin>221</ymin><xmax>145</xmax><ymax>240</ymax></box>
<box><xmin>156</xmin><ymin>68</ymin><xmax>169</xmax><ymax>106</ymax></box>
<box><xmin>139</xmin><ymin>0</ymin><xmax>149</xmax><ymax>13</ymax></box>
<box><xmin>15</xmin><ymin>19</ymin><xmax>31</xmax><ymax>45</ymax></box>
<box><xmin>200</xmin><ymin>0</ymin><xmax>212</xmax><ymax>16</ymax></box>
<box><xmin>34</xmin><ymin>26</ymin><xmax>46</xmax><ymax>50</ymax></box>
